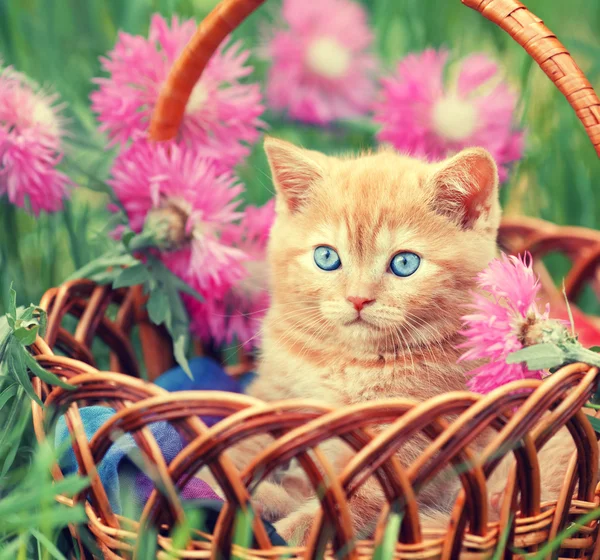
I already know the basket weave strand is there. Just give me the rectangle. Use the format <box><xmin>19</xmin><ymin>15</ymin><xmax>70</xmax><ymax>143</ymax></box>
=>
<box><xmin>30</xmin><ymin>313</ymin><xmax>600</xmax><ymax>558</ymax></box>
<box><xmin>28</xmin><ymin>225</ymin><xmax>600</xmax><ymax>557</ymax></box>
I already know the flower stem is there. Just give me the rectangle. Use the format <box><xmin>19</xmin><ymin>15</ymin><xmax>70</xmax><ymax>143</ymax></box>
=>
<box><xmin>562</xmin><ymin>344</ymin><xmax>600</xmax><ymax>369</ymax></box>
<box><xmin>128</xmin><ymin>230</ymin><xmax>157</xmax><ymax>252</ymax></box>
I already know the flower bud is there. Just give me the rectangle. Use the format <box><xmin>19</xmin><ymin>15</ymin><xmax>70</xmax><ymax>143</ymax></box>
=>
<box><xmin>144</xmin><ymin>205</ymin><xmax>190</xmax><ymax>252</ymax></box>
<box><xmin>520</xmin><ymin>316</ymin><xmax>570</xmax><ymax>347</ymax></box>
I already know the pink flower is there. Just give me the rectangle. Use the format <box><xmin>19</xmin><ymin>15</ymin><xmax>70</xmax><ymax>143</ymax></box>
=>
<box><xmin>108</xmin><ymin>139</ymin><xmax>247</xmax><ymax>293</ymax></box>
<box><xmin>0</xmin><ymin>63</ymin><xmax>71</xmax><ymax>214</ymax></box>
<box><xmin>375</xmin><ymin>50</ymin><xmax>524</xmax><ymax>182</ymax></box>
<box><xmin>189</xmin><ymin>200</ymin><xmax>275</xmax><ymax>348</ymax></box>
<box><xmin>264</xmin><ymin>0</ymin><xmax>378</xmax><ymax>124</ymax></box>
<box><xmin>91</xmin><ymin>14</ymin><xmax>264</xmax><ymax>167</ymax></box>
<box><xmin>458</xmin><ymin>253</ymin><xmax>548</xmax><ymax>394</ymax></box>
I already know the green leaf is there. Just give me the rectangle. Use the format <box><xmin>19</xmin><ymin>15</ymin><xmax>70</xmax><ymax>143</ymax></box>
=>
<box><xmin>147</xmin><ymin>289</ymin><xmax>169</xmax><ymax>326</ymax></box>
<box><xmin>1</xmin><ymin>433</ymin><xmax>21</xmax><ymax>478</ymax></box>
<box><xmin>36</xmin><ymin>307</ymin><xmax>47</xmax><ymax>338</ymax></box>
<box><xmin>373</xmin><ymin>509</ymin><xmax>402</xmax><ymax>560</ymax></box>
<box><xmin>134</xmin><ymin>526</ymin><xmax>158</xmax><ymax>559</ymax></box>
<box><xmin>0</xmin><ymin>475</ymin><xmax>89</xmax><ymax>518</ymax></box>
<box><xmin>65</xmin><ymin>251</ymin><xmax>138</xmax><ymax>282</ymax></box>
<box><xmin>168</xmin><ymin>509</ymin><xmax>202</xmax><ymax>558</ymax></box>
<box><xmin>8</xmin><ymin>283</ymin><xmax>17</xmax><ymax>318</ymax></box>
<box><xmin>12</xmin><ymin>324</ymin><xmax>38</xmax><ymax>346</ymax></box>
<box><xmin>587</xmin><ymin>415</ymin><xmax>600</xmax><ymax>434</ymax></box>
<box><xmin>0</xmin><ymin>535</ymin><xmax>27</xmax><ymax>560</ymax></box>
<box><xmin>149</xmin><ymin>257</ymin><xmax>202</xmax><ymax>301</ymax></box>
<box><xmin>559</xmin><ymin>343</ymin><xmax>600</xmax><ymax>368</ymax></box>
<box><xmin>126</xmin><ymin>230</ymin><xmax>157</xmax><ymax>252</ymax></box>
<box><xmin>5</xmin><ymin>313</ymin><xmax>16</xmax><ymax>331</ymax></box>
<box><xmin>173</xmin><ymin>333</ymin><xmax>192</xmax><ymax>378</ymax></box>
<box><xmin>23</xmin><ymin>352</ymin><xmax>75</xmax><ymax>390</ymax></box>
<box><xmin>491</xmin><ymin>514</ymin><xmax>514</xmax><ymax>560</ymax></box>
<box><xmin>232</xmin><ymin>508</ymin><xmax>254</xmax><ymax>558</ymax></box>
<box><xmin>527</xmin><ymin>507</ymin><xmax>600</xmax><ymax>559</ymax></box>
<box><xmin>113</xmin><ymin>264</ymin><xmax>151</xmax><ymax>289</ymax></box>
<box><xmin>167</xmin><ymin>273</ymin><xmax>203</xmax><ymax>302</ymax></box>
<box><xmin>8</xmin><ymin>340</ymin><xmax>43</xmax><ymax>406</ymax></box>
<box><xmin>30</xmin><ymin>529</ymin><xmax>68</xmax><ymax>560</ymax></box>
<box><xmin>121</xmin><ymin>230</ymin><xmax>136</xmax><ymax>249</ymax></box>
<box><xmin>89</xmin><ymin>269</ymin><xmax>121</xmax><ymax>285</ymax></box>
<box><xmin>0</xmin><ymin>317</ymin><xmax>12</xmax><ymax>351</ymax></box>
<box><xmin>142</xmin><ymin>256</ymin><xmax>197</xmax><ymax>377</ymax></box>
<box><xmin>506</xmin><ymin>343</ymin><xmax>566</xmax><ymax>370</ymax></box>
<box><xmin>18</xmin><ymin>306</ymin><xmax>35</xmax><ymax>321</ymax></box>
<box><xmin>0</xmin><ymin>383</ymin><xmax>18</xmax><ymax>409</ymax></box>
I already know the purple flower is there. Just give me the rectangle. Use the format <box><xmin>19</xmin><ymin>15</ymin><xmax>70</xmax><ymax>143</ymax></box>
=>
<box><xmin>91</xmin><ymin>14</ymin><xmax>264</xmax><ymax>168</ymax></box>
<box><xmin>108</xmin><ymin>139</ymin><xmax>247</xmax><ymax>295</ymax></box>
<box><xmin>375</xmin><ymin>50</ymin><xmax>524</xmax><ymax>181</ymax></box>
<box><xmin>264</xmin><ymin>0</ymin><xmax>378</xmax><ymax>124</ymax></box>
<box><xmin>459</xmin><ymin>253</ymin><xmax>549</xmax><ymax>393</ymax></box>
<box><xmin>189</xmin><ymin>200</ymin><xmax>275</xmax><ymax>348</ymax></box>
<box><xmin>0</xmin><ymin>62</ymin><xmax>71</xmax><ymax>214</ymax></box>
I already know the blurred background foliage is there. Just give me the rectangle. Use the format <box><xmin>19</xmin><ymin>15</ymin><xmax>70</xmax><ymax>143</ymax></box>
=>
<box><xmin>1</xmin><ymin>0</ymin><xmax>599</xmax><ymax>313</ymax></box>
<box><xmin>0</xmin><ymin>0</ymin><xmax>599</xmax><ymax>556</ymax></box>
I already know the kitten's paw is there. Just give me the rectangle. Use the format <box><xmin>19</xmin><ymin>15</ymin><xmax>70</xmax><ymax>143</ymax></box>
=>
<box><xmin>274</xmin><ymin>510</ymin><xmax>315</xmax><ymax>546</ymax></box>
<box><xmin>251</xmin><ymin>481</ymin><xmax>302</xmax><ymax>523</ymax></box>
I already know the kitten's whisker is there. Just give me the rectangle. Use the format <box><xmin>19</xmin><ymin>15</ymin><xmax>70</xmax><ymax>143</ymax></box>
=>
<box><xmin>268</xmin><ymin>312</ymin><xmax>325</xmax><ymax>351</ymax></box>
<box><xmin>402</xmin><ymin>314</ymin><xmax>441</xmax><ymax>366</ymax></box>
<box><xmin>395</xmin><ymin>326</ymin><xmax>416</xmax><ymax>377</ymax></box>
<box><xmin>403</xmin><ymin>311</ymin><xmax>446</xmax><ymax>349</ymax></box>
<box><xmin>295</xmin><ymin>317</ymin><xmax>334</xmax><ymax>364</ymax></box>
<box><xmin>236</xmin><ymin>307</ymin><xmax>322</xmax><ymax>350</ymax></box>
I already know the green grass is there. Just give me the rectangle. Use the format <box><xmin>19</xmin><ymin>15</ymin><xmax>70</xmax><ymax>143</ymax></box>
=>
<box><xmin>1</xmin><ymin>0</ymin><xmax>600</xmax><ymax>557</ymax></box>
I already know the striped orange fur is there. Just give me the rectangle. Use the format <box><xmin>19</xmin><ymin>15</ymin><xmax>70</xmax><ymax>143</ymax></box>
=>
<box><xmin>197</xmin><ymin>139</ymin><xmax>593</xmax><ymax>544</ymax></box>
<box><xmin>244</xmin><ymin>138</ymin><xmax>502</xmax><ymax>542</ymax></box>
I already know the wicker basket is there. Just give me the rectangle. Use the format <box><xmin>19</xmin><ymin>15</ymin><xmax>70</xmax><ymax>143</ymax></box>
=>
<box><xmin>28</xmin><ymin>0</ymin><xmax>600</xmax><ymax>558</ymax></box>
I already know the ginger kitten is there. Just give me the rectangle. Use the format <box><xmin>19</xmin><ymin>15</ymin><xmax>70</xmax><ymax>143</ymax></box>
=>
<box><xmin>242</xmin><ymin>137</ymin><xmax>502</xmax><ymax>542</ymax></box>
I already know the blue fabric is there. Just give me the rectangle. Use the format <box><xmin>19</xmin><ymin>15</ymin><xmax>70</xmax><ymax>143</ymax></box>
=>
<box><xmin>55</xmin><ymin>407</ymin><xmax>193</xmax><ymax>515</ymax></box>
<box><xmin>154</xmin><ymin>356</ymin><xmax>255</xmax><ymax>426</ymax></box>
<box><xmin>55</xmin><ymin>356</ymin><xmax>241</xmax><ymax>514</ymax></box>
<box><xmin>238</xmin><ymin>371</ymin><xmax>257</xmax><ymax>392</ymax></box>
<box><xmin>154</xmin><ymin>356</ymin><xmax>243</xmax><ymax>393</ymax></box>
<box><xmin>54</xmin><ymin>356</ymin><xmax>287</xmax><ymax>545</ymax></box>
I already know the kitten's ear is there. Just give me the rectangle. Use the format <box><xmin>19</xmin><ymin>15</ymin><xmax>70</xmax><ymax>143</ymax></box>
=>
<box><xmin>428</xmin><ymin>148</ymin><xmax>499</xmax><ymax>230</ymax></box>
<box><xmin>264</xmin><ymin>136</ymin><xmax>325</xmax><ymax>213</ymax></box>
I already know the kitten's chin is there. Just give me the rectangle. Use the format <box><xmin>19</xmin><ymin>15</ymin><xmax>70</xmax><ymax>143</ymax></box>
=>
<box><xmin>339</xmin><ymin>316</ymin><xmax>420</xmax><ymax>352</ymax></box>
<box><xmin>339</xmin><ymin>317</ymin><xmax>386</xmax><ymax>343</ymax></box>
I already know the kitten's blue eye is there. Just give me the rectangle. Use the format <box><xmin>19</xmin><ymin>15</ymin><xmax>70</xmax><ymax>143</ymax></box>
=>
<box><xmin>390</xmin><ymin>252</ymin><xmax>420</xmax><ymax>277</ymax></box>
<box><xmin>314</xmin><ymin>246</ymin><xmax>341</xmax><ymax>271</ymax></box>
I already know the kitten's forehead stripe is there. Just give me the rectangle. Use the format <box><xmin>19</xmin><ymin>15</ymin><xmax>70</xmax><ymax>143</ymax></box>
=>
<box><xmin>354</xmin><ymin>219</ymin><xmax>367</xmax><ymax>261</ymax></box>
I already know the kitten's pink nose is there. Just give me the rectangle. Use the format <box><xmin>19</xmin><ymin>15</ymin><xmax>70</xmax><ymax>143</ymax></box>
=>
<box><xmin>347</xmin><ymin>296</ymin><xmax>375</xmax><ymax>312</ymax></box>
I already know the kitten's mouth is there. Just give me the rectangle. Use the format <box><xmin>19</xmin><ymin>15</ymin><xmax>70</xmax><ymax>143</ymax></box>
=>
<box><xmin>346</xmin><ymin>316</ymin><xmax>377</xmax><ymax>329</ymax></box>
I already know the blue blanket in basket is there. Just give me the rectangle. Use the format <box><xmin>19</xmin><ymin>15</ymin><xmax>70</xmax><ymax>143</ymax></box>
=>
<box><xmin>54</xmin><ymin>357</ymin><xmax>284</xmax><ymax>545</ymax></box>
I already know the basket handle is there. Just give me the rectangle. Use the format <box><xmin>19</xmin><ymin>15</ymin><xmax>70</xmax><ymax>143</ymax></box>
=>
<box><xmin>463</xmin><ymin>0</ymin><xmax>600</xmax><ymax>156</ymax></box>
<box><xmin>149</xmin><ymin>0</ymin><xmax>267</xmax><ymax>142</ymax></box>
<box><xmin>149</xmin><ymin>0</ymin><xmax>600</xmax><ymax>157</ymax></box>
